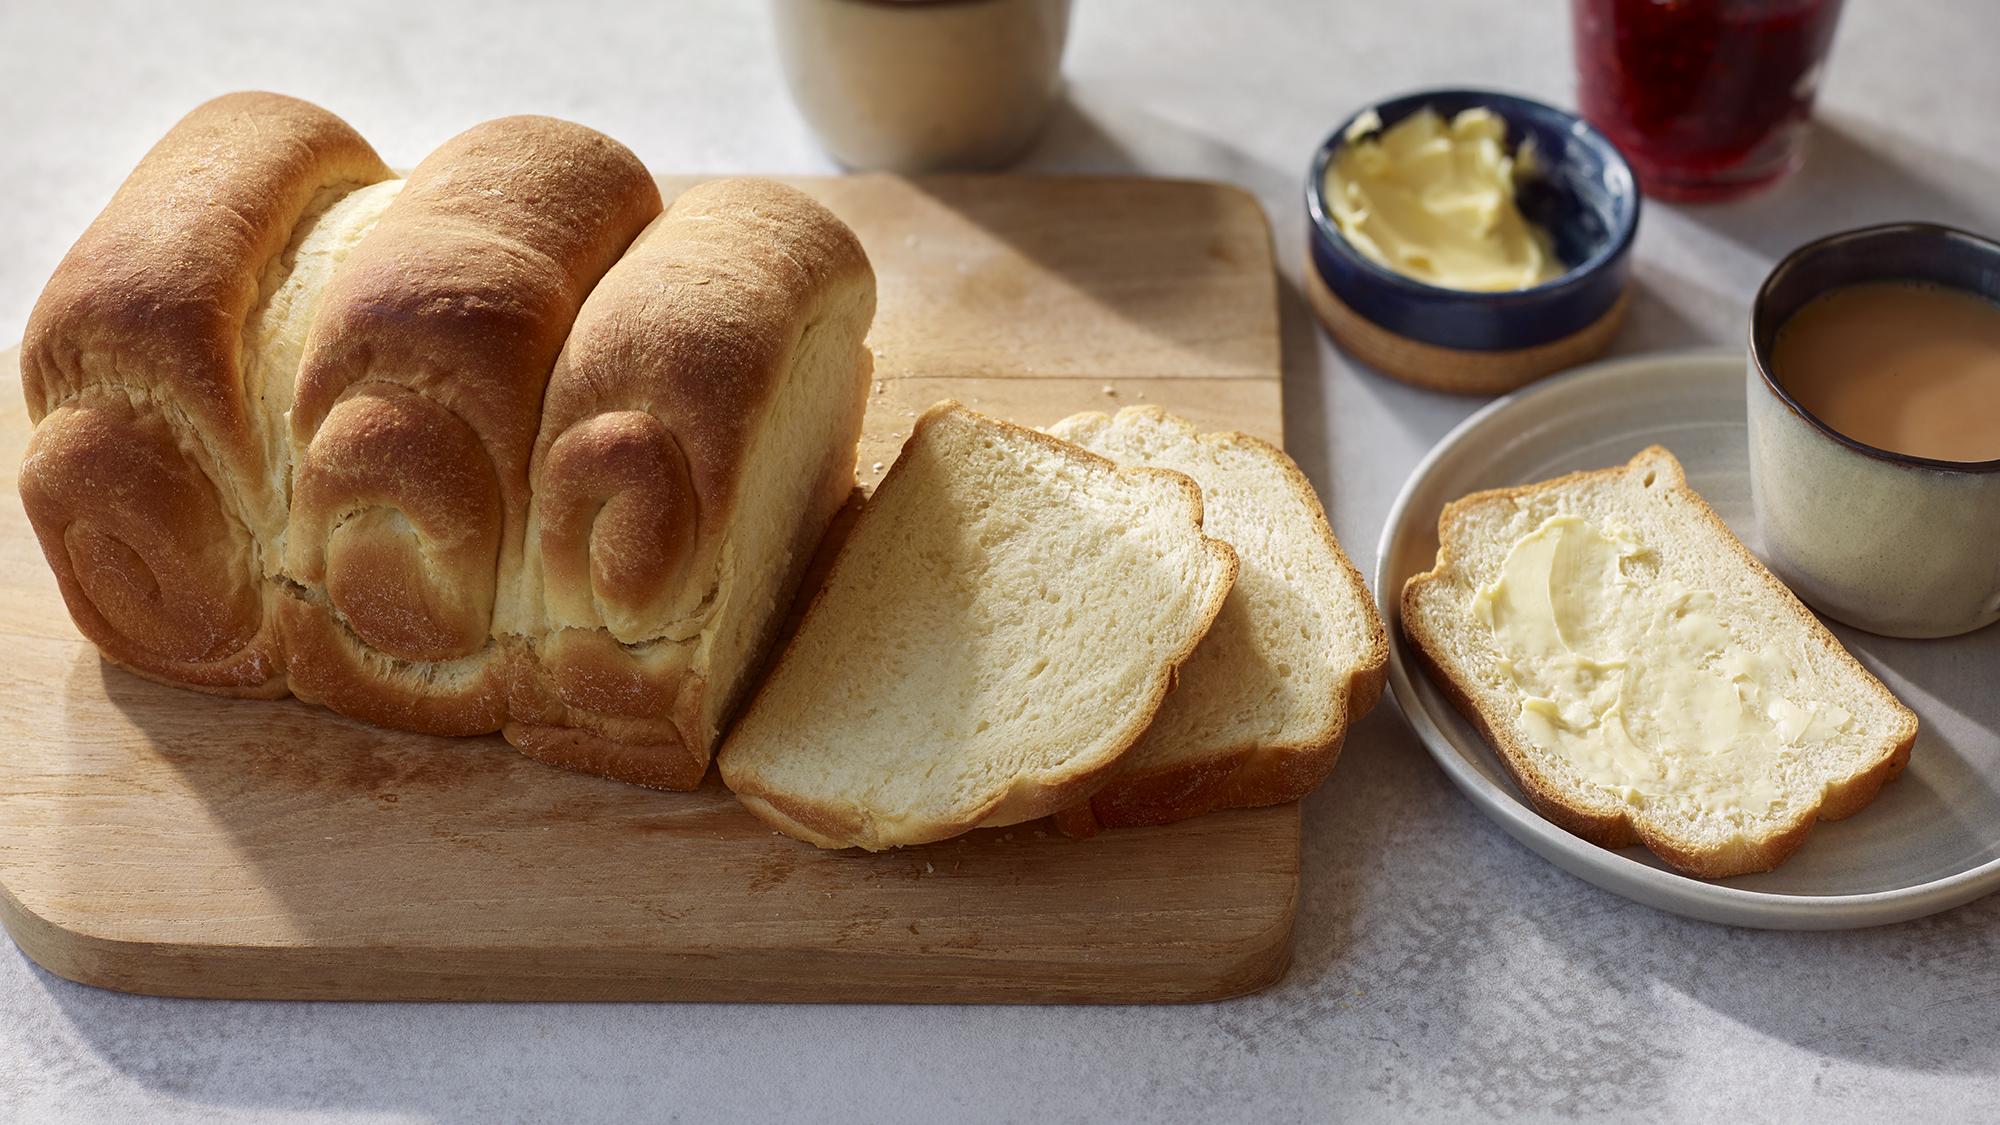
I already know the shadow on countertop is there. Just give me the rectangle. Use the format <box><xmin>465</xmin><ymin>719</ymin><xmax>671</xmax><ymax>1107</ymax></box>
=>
<box><xmin>1669</xmin><ymin>114</ymin><xmax>2000</xmax><ymax>260</ymax></box>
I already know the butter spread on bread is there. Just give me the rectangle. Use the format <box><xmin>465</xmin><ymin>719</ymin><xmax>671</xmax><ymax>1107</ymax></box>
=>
<box><xmin>1473</xmin><ymin>513</ymin><xmax>1853</xmax><ymax>817</ymax></box>
<box><xmin>1401</xmin><ymin>446</ymin><xmax>1917</xmax><ymax>879</ymax></box>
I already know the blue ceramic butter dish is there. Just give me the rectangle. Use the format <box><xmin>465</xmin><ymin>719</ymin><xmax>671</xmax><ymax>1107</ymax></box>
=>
<box><xmin>1305</xmin><ymin>88</ymin><xmax>1640</xmax><ymax>394</ymax></box>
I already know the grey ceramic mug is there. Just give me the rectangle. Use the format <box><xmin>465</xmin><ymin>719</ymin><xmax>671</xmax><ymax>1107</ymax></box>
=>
<box><xmin>1747</xmin><ymin>223</ymin><xmax>2000</xmax><ymax>639</ymax></box>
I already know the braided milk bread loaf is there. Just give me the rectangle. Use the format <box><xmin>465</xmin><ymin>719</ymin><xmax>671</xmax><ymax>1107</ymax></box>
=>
<box><xmin>504</xmin><ymin>179</ymin><xmax>876</xmax><ymax>789</ymax></box>
<box><xmin>19</xmin><ymin>93</ymin><xmax>395</xmax><ymax>696</ymax></box>
<box><xmin>278</xmin><ymin>116</ymin><xmax>662</xmax><ymax>735</ymax></box>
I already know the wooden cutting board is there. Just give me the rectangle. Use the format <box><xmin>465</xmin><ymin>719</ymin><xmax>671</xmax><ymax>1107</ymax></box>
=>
<box><xmin>0</xmin><ymin>174</ymin><xmax>1293</xmax><ymax>1002</ymax></box>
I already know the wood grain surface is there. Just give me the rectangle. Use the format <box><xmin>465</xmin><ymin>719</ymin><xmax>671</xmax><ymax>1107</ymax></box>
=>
<box><xmin>0</xmin><ymin>174</ymin><xmax>1296</xmax><ymax>1002</ymax></box>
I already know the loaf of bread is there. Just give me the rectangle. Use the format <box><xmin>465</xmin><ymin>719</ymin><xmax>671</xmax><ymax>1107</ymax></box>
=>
<box><xmin>717</xmin><ymin>403</ymin><xmax>1239</xmax><ymax>850</ymax></box>
<box><xmin>504</xmin><ymin>179</ymin><xmax>876</xmax><ymax>789</ymax></box>
<box><xmin>1045</xmin><ymin>407</ymin><xmax>1387</xmax><ymax>834</ymax></box>
<box><xmin>21</xmin><ymin>94</ymin><xmax>878</xmax><ymax>791</ymax></box>
<box><xmin>20</xmin><ymin>92</ymin><xmax>393</xmax><ymax>696</ymax></box>
<box><xmin>278</xmin><ymin>115</ymin><xmax>661</xmax><ymax>734</ymax></box>
<box><xmin>1401</xmin><ymin>447</ymin><xmax>1918</xmax><ymax>878</ymax></box>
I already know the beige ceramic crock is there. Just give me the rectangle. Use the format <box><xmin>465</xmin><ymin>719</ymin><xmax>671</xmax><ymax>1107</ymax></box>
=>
<box><xmin>771</xmin><ymin>0</ymin><xmax>1072</xmax><ymax>173</ymax></box>
<box><xmin>1747</xmin><ymin>223</ymin><xmax>2000</xmax><ymax>639</ymax></box>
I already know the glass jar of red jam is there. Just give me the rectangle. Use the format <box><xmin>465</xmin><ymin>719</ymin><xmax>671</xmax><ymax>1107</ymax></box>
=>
<box><xmin>1572</xmin><ymin>0</ymin><xmax>1845</xmax><ymax>202</ymax></box>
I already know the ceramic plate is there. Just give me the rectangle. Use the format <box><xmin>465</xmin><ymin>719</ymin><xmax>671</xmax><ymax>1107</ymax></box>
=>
<box><xmin>1376</xmin><ymin>349</ymin><xmax>2000</xmax><ymax>929</ymax></box>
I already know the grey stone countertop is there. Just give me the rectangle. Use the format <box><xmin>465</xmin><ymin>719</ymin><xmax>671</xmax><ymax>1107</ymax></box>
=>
<box><xmin>2</xmin><ymin>1</ymin><xmax>1996</xmax><ymax>1121</ymax></box>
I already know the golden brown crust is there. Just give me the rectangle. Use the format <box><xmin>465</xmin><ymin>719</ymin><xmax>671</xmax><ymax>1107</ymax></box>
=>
<box><xmin>504</xmin><ymin>721</ymin><xmax>709</xmax><ymax>791</ymax></box>
<box><xmin>1053</xmin><ymin>417</ymin><xmax>1389</xmax><ymax>834</ymax></box>
<box><xmin>1399</xmin><ymin>446</ymin><xmax>1920</xmax><ymax>879</ymax></box>
<box><xmin>23</xmin><ymin>105</ymin><xmax>890</xmax><ymax>776</ymax></box>
<box><xmin>20</xmin><ymin>394</ymin><xmax>283</xmax><ymax>695</ymax></box>
<box><xmin>280</xmin><ymin>115</ymin><xmax>661</xmax><ymax>733</ymax></box>
<box><xmin>23</xmin><ymin>92</ymin><xmax>390</xmax><ymax>438</ymax></box>
<box><xmin>719</xmin><ymin>401</ymin><xmax>1241</xmax><ymax>850</ymax></box>
<box><xmin>532</xmin><ymin>179</ymin><xmax>874</xmax><ymax>629</ymax></box>
<box><xmin>502</xmin><ymin>625</ymin><xmax>707</xmax><ymax>788</ymax></box>
<box><xmin>512</xmin><ymin>178</ymin><xmax>875</xmax><ymax>781</ymax></box>
<box><xmin>276</xmin><ymin>597</ymin><xmax>510</xmax><ymax>736</ymax></box>
<box><xmin>732</xmin><ymin>792</ymin><xmax>862</xmax><ymax>851</ymax></box>
<box><xmin>19</xmin><ymin>92</ymin><xmax>391</xmax><ymax>696</ymax></box>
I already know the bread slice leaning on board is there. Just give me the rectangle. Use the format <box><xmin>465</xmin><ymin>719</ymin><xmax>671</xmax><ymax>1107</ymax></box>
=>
<box><xmin>1045</xmin><ymin>407</ymin><xmax>1388</xmax><ymax>835</ymax></box>
<box><xmin>18</xmin><ymin>92</ymin><xmax>875</xmax><ymax>790</ymax></box>
<box><xmin>718</xmin><ymin>403</ymin><xmax>1240</xmax><ymax>851</ymax></box>
<box><xmin>1400</xmin><ymin>446</ymin><xmax>1918</xmax><ymax>879</ymax></box>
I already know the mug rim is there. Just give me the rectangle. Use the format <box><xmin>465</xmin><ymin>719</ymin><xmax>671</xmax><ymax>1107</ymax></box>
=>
<box><xmin>1750</xmin><ymin>221</ymin><xmax>2000</xmax><ymax>475</ymax></box>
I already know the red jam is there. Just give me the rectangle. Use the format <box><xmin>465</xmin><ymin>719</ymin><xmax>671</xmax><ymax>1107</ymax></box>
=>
<box><xmin>1572</xmin><ymin>0</ymin><xmax>1845</xmax><ymax>202</ymax></box>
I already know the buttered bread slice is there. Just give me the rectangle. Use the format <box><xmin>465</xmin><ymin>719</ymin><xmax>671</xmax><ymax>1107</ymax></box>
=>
<box><xmin>718</xmin><ymin>402</ymin><xmax>1238</xmax><ymax>851</ymax></box>
<box><xmin>1402</xmin><ymin>447</ymin><xmax>1916</xmax><ymax>879</ymax></box>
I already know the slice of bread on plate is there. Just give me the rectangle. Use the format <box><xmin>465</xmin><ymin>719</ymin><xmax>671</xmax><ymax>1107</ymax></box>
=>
<box><xmin>1401</xmin><ymin>446</ymin><xmax>1917</xmax><ymax>879</ymax></box>
<box><xmin>717</xmin><ymin>401</ymin><xmax>1238</xmax><ymax>851</ymax></box>
<box><xmin>1046</xmin><ymin>407</ymin><xmax>1388</xmax><ymax>834</ymax></box>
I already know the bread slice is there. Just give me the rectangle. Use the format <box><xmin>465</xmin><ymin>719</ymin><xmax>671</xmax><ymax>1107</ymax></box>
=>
<box><xmin>717</xmin><ymin>402</ymin><xmax>1238</xmax><ymax>851</ymax></box>
<box><xmin>1401</xmin><ymin>446</ymin><xmax>1917</xmax><ymax>879</ymax></box>
<box><xmin>1045</xmin><ymin>407</ymin><xmax>1387</xmax><ymax>834</ymax></box>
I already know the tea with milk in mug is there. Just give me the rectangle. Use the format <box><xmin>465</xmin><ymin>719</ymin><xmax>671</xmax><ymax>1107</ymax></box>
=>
<box><xmin>1772</xmin><ymin>280</ymin><xmax>2000</xmax><ymax>463</ymax></box>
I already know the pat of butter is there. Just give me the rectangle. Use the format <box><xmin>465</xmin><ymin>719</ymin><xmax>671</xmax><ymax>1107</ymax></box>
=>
<box><xmin>1471</xmin><ymin>515</ymin><xmax>1851</xmax><ymax>822</ymax></box>
<box><xmin>1326</xmin><ymin>107</ymin><xmax>1562</xmax><ymax>292</ymax></box>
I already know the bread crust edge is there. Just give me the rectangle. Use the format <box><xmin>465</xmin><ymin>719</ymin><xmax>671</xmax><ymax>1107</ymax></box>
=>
<box><xmin>1055</xmin><ymin>413</ymin><xmax>1390</xmax><ymax>834</ymax></box>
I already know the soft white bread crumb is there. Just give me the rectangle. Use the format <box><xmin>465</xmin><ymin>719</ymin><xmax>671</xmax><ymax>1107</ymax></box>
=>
<box><xmin>717</xmin><ymin>401</ymin><xmax>1238</xmax><ymax>850</ymax></box>
<box><xmin>1047</xmin><ymin>406</ymin><xmax>1387</xmax><ymax>831</ymax></box>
